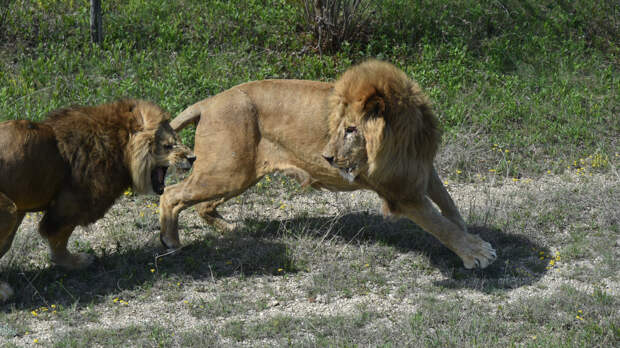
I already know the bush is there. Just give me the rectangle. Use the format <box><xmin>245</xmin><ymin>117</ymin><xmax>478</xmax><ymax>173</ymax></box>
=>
<box><xmin>297</xmin><ymin>0</ymin><xmax>375</xmax><ymax>53</ymax></box>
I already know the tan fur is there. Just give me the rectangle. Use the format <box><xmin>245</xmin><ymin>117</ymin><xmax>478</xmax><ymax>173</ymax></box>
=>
<box><xmin>160</xmin><ymin>60</ymin><xmax>496</xmax><ymax>271</ymax></box>
<box><xmin>0</xmin><ymin>99</ymin><xmax>195</xmax><ymax>302</ymax></box>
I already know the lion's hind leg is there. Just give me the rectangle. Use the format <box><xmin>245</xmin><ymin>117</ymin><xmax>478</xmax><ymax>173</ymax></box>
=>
<box><xmin>400</xmin><ymin>197</ymin><xmax>496</xmax><ymax>269</ymax></box>
<box><xmin>195</xmin><ymin>200</ymin><xmax>238</xmax><ymax>232</ymax></box>
<box><xmin>159</xmin><ymin>171</ymin><xmax>256</xmax><ymax>250</ymax></box>
<box><xmin>0</xmin><ymin>192</ymin><xmax>24</xmax><ymax>301</ymax></box>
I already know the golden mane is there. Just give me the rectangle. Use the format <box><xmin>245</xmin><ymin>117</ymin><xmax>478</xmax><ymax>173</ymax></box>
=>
<box><xmin>329</xmin><ymin>60</ymin><xmax>441</xmax><ymax>198</ymax></box>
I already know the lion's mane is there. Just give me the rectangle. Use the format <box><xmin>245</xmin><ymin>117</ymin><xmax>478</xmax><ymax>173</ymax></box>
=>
<box><xmin>328</xmin><ymin>60</ymin><xmax>441</xmax><ymax>202</ymax></box>
<box><xmin>42</xmin><ymin>99</ymin><xmax>168</xmax><ymax>224</ymax></box>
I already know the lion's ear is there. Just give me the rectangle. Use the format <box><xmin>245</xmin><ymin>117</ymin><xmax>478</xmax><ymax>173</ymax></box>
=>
<box><xmin>129</xmin><ymin>117</ymin><xmax>143</xmax><ymax>133</ymax></box>
<box><xmin>363</xmin><ymin>93</ymin><xmax>385</xmax><ymax>118</ymax></box>
<box><xmin>126</xmin><ymin>105</ymin><xmax>144</xmax><ymax>133</ymax></box>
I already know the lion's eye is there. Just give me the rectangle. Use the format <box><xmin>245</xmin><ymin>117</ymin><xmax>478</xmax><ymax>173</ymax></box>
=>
<box><xmin>345</xmin><ymin>126</ymin><xmax>357</xmax><ymax>134</ymax></box>
<box><xmin>164</xmin><ymin>144</ymin><xmax>174</xmax><ymax>150</ymax></box>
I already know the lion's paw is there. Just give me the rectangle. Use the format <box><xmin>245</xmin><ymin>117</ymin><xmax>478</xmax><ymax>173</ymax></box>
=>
<box><xmin>160</xmin><ymin>233</ymin><xmax>182</xmax><ymax>251</ymax></box>
<box><xmin>52</xmin><ymin>252</ymin><xmax>95</xmax><ymax>270</ymax></box>
<box><xmin>459</xmin><ymin>234</ymin><xmax>497</xmax><ymax>269</ymax></box>
<box><xmin>0</xmin><ymin>281</ymin><xmax>14</xmax><ymax>302</ymax></box>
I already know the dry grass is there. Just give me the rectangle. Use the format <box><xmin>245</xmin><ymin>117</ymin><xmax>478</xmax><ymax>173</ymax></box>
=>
<box><xmin>1</xmin><ymin>158</ymin><xmax>618</xmax><ymax>346</ymax></box>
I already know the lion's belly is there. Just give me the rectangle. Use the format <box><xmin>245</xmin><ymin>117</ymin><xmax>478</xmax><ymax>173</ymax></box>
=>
<box><xmin>0</xmin><ymin>121</ymin><xmax>66</xmax><ymax>211</ymax></box>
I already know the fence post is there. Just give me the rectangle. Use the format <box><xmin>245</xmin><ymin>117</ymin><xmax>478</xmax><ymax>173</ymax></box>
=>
<box><xmin>90</xmin><ymin>0</ymin><xmax>103</xmax><ymax>44</ymax></box>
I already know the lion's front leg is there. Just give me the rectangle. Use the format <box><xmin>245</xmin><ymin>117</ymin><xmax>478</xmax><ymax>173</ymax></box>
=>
<box><xmin>39</xmin><ymin>215</ymin><xmax>94</xmax><ymax>270</ymax></box>
<box><xmin>159</xmin><ymin>182</ymin><xmax>188</xmax><ymax>250</ymax></box>
<box><xmin>0</xmin><ymin>192</ymin><xmax>24</xmax><ymax>301</ymax></box>
<box><xmin>427</xmin><ymin>166</ymin><xmax>468</xmax><ymax>232</ymax></box>
<box><xmin>401</xmin><ymin>198</ymin><xmax>496</xmax><ymax>269</ymax></box>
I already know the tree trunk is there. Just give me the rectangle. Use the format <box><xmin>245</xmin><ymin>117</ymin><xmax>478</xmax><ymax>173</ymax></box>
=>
<box><xmin>90</xmin><ymin>0</ymin><xmax>102</xmax><ymax>44</ymax></box>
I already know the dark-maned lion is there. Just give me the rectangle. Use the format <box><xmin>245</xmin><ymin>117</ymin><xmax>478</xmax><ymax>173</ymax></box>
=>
<box><xmin>160</xmin><ymin>60</ymin><xmax>496</xmax><ymax>271</ymax></box>
<box><xmin>0</xmin><ymin>100</ymin><xmax>195</xmax><ymax>301</ymax></box>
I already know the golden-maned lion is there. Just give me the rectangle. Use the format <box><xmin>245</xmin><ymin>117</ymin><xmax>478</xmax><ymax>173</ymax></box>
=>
<box><xmin>160</xmin><ymin>60</ymin><xmax>496</xmax><ymax>270</ymax></box>
<box><xmin>0</xmin><ymin>99</ymin><xmax>195</xmax><ymax>301</ymax></box>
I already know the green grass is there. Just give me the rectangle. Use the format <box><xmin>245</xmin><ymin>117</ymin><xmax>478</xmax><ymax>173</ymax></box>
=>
<box><xmin>1</xmin><ymin>0</ymin><xmax>619</xmax><ymax>346</ymax></box>
<box><xmin>1</xmin><ymin>0</ymin><xmax>617</xmax><ymax>176</ymax></box>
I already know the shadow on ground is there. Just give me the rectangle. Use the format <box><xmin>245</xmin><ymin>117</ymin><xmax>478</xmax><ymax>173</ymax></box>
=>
<box><xmin>250</xmin><ymin>213</ymin><xmax>550</xmax><ymax>292</ymax></box>
<box><xmin>1</xmin><ymin>212</ymin><xmax>548</xmax><ymax>310</ymax></box>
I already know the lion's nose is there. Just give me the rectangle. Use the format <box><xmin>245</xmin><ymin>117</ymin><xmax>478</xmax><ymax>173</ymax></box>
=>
<box><xmin>322</xmin><ymin>154</ymin><xmax>334</xmax><ymax>165</ymax></box>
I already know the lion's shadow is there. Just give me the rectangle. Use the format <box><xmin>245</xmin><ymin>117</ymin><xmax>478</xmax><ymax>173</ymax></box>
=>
<box><xmin>1</xmin><ymin>212</ymin><xmax>548</xmax><ymax>311</ymax></box>
<box><xmin>249</xmin><ymin>213</ymin><xmax>550</xmax><ymax>290</ymax></box>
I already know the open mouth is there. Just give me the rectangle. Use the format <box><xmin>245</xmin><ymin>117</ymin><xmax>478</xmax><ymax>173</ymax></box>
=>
<box><xmin>151</xmin><ymin>166</ymin><xmax>168</xmax><ymax>194</ymax></box>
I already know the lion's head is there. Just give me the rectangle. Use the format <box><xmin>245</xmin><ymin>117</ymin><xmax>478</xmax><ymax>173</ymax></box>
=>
<box><xmin>322</xmin><ymin>60</ymin><xmax>440</xmax><ymax>190</ymax></box>
<box><xmin>126</xmin><ymin>100</ymin><xmax>195</xmax><ymax>195</ymax></box>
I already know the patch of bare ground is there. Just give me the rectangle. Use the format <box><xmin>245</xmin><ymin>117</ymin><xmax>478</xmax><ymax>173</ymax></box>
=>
<box><xmin>1</xmin><ymin>169</ymin><xmax>618</xmax><ymax>346</ymax></box>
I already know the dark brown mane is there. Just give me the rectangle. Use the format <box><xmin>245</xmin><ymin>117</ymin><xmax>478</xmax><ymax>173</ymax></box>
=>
<box><xmin>42</xmin><ymin>100</ymin><xmax>140</xmax><ymax>224</ymax></box>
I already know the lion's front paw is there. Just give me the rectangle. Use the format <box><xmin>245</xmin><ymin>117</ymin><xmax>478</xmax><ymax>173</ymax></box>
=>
<box><xmin>0</xmin><ymin>281</ymin><xmax>14</xmax><ymax>302</ymax></box>
<box><xmin>52</xmin><ymin>252</ymin><xmax>95</xmax><ymax>270</ymax></box>
<box><xmin>160</xmin><ymin>233</ymin><xmax>182</xmax><ymax>251</ymax></box>
<box><xmin>458</xmin><ymin>234</ymin><xmax>497</xmax><ymax>269</ymax></box>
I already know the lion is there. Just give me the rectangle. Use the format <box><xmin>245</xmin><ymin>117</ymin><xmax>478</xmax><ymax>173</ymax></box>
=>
<box><xmin>0</xmin><ymin>99</ymin><xmax>195</xmax><ymax>301</ymax></box>
<box><xmin>159</xmin><ymin>60</ymin><xmax>496</xmax><ymax>271</ymax></box>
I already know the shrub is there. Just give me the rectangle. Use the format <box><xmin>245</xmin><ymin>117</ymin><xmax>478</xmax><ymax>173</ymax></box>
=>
<box><xmin>297</xmin><ymin>0</ymin><xmax>375</xmax><ymax>53</ymax></box>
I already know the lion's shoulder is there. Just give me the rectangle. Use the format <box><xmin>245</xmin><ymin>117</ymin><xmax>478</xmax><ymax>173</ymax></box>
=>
<box><xmin>43</xmin><ymin>101</ymin><xmax>138</xmax><ymax>223</ymax></box>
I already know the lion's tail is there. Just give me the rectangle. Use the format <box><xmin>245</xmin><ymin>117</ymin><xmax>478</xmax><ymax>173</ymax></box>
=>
<box><xmin>171</xmin><ymin>102</ymin><xmax>202</xmax><ymax>131</ymax></box>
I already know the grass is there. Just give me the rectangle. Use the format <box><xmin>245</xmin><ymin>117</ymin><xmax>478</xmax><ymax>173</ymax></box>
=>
<box><xmin>1</xmin><ymin>0</ymin><xmax>619</xmax><ymax>346</ymax></box>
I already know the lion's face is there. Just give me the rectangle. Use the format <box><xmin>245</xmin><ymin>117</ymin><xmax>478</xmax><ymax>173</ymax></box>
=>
<box><xmin>322</xmin><ymin>118</ymin><xmax>368</xmax><ymax>183</ymax></box>
<box><xmin>127</xmin><ymin>102</ymin><xmax>196</xmax><ymax>195</ymax></box>
<box><xmin>322</xmin><ymin>85</ymin><xmax>386</xmax><ymax>183</ymax></box>
<box><xmin>149</xmin><ymin>122</ymin><xmax>195</xmax><ymax>194</ymax></box>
